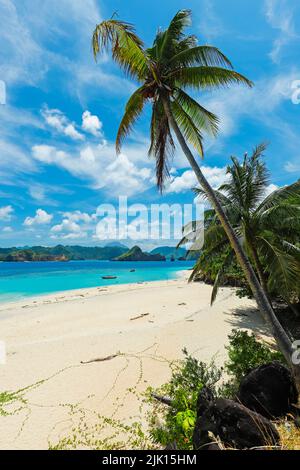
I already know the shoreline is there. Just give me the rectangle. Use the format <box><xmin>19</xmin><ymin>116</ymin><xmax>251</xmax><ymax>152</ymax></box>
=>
<box><xmin>0</xmin><ymin>276</ymin><xmax>268</xmax><ymax>449</ymax></box>
<box><xmin>0</xmin><ymin>266</ymin><xmax>190</xmax><ymax>309</ymax></box>
<box><xmin>0</xmin><ymin>269</ymin><xmax>189</xmax><ymax>313</ymax></box>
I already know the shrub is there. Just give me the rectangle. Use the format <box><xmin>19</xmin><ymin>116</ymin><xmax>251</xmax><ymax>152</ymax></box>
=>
<box><xmin>147</xmin><ymin>348</ymin><xmax>221</xmax><ymax>449</ymax></box>
<box><xmin>220</xmin><ymin>329</ymin><xmax>285</xmax><ymax>398</ymax></box>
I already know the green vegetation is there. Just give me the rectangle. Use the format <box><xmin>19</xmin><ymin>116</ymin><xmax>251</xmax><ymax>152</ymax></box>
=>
<box><xmin>147</xmin><ymin>350</ymin><xmax>221</xmax><ymax>449</ymax></box>
<box><xmin>183</xmin><ymin>146</ymin><xmax>300</xmax><ymax>310</ymax></box>
<box><xmin>220</xmin><ymin>330</ymin><xmax>285</xmax><ymax>398</ymax></box>
<box><xmin>114</xmin><ymin>245</ymin><xmax>166</xmax><ymax>261</ymax></box>
<box><xmin>148</xmin><ymin>330</ymin><xmax>285</xmax><ymax>449</ymax></box>
<box><xmin>0</xmin><ymin>244</ymin><xmax>128</xmax><ymax>262</ymax></box>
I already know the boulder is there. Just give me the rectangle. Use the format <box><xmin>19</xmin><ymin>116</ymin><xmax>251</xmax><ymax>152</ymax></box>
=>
<box><xmin>193</xmin><ymin>398</ymin><xmax>280</xmax><ymax>450</ymax></box>
<box><xmin>196</xmin><ymin>387</ymin><xmax>215</xmax><ymax>416</ymax></box>
<box><xmin>238</xmin><ymin>361</ymin><xmax>298</xmax><ymax>419</ymax></box>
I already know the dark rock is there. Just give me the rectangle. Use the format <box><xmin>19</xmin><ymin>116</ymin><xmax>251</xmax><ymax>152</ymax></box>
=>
<box><xmin>193</xmin><ymin>398</ymin><xmax>280</xmax><ymax>450</ymax></box>
<box><xmin>238</xmin><ymin>361</ymin><xmax>298</xmax><ymax>419</ymax></box>
<box><xmin>196</xmin><ymin>387</ymin><xmax>215</xmax><ymax>416</ymax></box>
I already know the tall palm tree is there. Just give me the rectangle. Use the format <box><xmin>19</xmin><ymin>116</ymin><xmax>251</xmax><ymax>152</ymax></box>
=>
<box><xmin>183</xmin><ymin>144</ymin><xmax>300</xmax><ymax>307</ymax></box>
<box><xmin>92</xmin><ymin>10</ymin><xmax>300</xmax><ymax>384</ymax></box>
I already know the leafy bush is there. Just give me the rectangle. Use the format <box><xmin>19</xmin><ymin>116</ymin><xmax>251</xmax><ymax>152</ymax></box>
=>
<box><xmin>220</xmin><ymin>329</ymin><xmax>285</xmax><ymax>398</ymax></box>
<box><xmin>147</xmin><ymin>348</ymin><xmax>221</xmax><ymax>449</ymax></box>
<box><xmin>147</xmin><ymin>330</ymin><xmax>287</xmax><ymax>448</ymax></box>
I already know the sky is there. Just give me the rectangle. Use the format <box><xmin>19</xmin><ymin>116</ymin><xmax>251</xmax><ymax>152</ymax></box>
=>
<box><xmin>0</xmin><ymin>0</ymin><xmax>300</xmax><ymax>248</ymax></box>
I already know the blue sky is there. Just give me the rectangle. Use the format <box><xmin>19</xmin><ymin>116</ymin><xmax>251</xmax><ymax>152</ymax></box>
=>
<box><xmin>0</xmin><ymin>0</ymin><xmax>299</xmax><ymax>248</ymax></box>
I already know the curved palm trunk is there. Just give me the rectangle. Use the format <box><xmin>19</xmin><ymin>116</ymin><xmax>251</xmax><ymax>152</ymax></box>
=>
<box><xmin>162</xmin><ymin>97</ymin><xmax>300</xmax><ymax>390</ymax></box>
<box><xmin>245</xmin><ymin>235</ymin><xmax>270</xmax><ymax>299</ymax></box>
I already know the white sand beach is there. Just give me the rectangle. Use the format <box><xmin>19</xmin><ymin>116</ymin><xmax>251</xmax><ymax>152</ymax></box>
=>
<box><xmin>0</xmin><ymin>276</ymin><xmax>269</xmax><ymax>450</ymax></box>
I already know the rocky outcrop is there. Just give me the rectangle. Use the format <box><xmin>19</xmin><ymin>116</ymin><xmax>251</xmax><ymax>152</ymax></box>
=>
<box><xmin>193</xmin><ymin>397</ymin><xmax>280</xmax><ymax>450</ymax></box>
<box><xmin>114</xmin><ymin>246</ymin><xmax>166</xmax><ymax>261</ymax></box>
<box><xmin>238</xmin><ymin>361</ymin><xmax>298</xmax><ymax>419</ymax></box>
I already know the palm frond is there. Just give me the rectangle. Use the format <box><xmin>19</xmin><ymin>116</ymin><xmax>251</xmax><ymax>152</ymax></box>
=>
<box><xmin>257</xmin><ymin>232</ymin><xmax>300</xmax><ymax>298</ymax></box>
<box><xmin>149</xmin><ymin>99</ymin><xmax>175</xmax><ymax>190</ymax></box>
<box><xmin>174</xmin><ymin>88</ymin><xmax>219</xmax><ymax>136</ymax></box>
<box><xmin>256</xmin><ymin>180</ymin><xmax>300</xmax><ymax>213</ymax></box>
<box><xmin>116</xmin><ymin>87</ymin><xmax>146</xmax><ymax>153</ymax></box>
<box><xmin>92</xmin><ymin>19</ymin><xmax>148</xmax><ymax>79</ymax></box>
<box><xmin>168</xmin><ymin>66</ymin><xmax>253</xmax><ymax>90</ymax></box>
<box><xmin>158</xmin><ymin>10</ymin><xmax>192</xmax><ymax>60</ymax></box>
<box><xmin>169</xmin><ymin>45</ymin><xmax>233</xmax><ymax>69</ymax></box>
<box><xmin>171</xmin><ymin>99</ymin><xmax>204</xmax><ymax>156</ymax></box>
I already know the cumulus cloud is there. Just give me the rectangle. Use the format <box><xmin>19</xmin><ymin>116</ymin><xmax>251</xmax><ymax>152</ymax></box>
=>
<box><xmin>24</xmin><ymin>209</ymin><xmax>53</xmax><ymax>226</ymax></box>
<box><xmin>2</xmin><ymin>226</ymin><xmax>13</xmax><ymax>232</ymax></box>
<box><xmin>61</xmin><ymin>210</ymin><xmax>95</xmax><ymax>223</ymax></box>
<box><xmin>0</xmin><ymin>205</ymin><xmax>14</xmax><ymax>221</ymax></box>
<box><xmin>42</xmin><ymin>107</ymin><xmax>84</xmax><ymax>141</ymax></box>
<box><xmin>82</xmin><ymin>111</ymin><xmax>103</xmax><ymax>137</ymax></box>
<box><xmin>166</xmin><ymin>167</ymin><xmax>228</xmax><ymax>194</ymax></box>
<box><xmin>50</xmin><ymin>217</ymin><xmax>88</xmax><ymax>239</ymax></box>
<box><xmin>32</xmin><ymin>142</ymin><xmax>153</xmax><ymax>196</ymax></box>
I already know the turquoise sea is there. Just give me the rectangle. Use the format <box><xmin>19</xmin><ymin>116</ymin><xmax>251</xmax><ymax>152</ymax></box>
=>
<box><xmin>0</xmin><ymin>260</ymin><xmax>194</xmax><ymax>303</ymax></box>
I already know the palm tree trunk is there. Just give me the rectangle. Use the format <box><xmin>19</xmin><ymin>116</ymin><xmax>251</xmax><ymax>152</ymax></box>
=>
<box><xmin>162</xmin><ymin>96</ymin><xmax>300</xmax><ymax>390</ymax></box>
<box><xmin>246</xmin><ymin>235</ymin><xmax>270</xmax><ymax>299</ymax></box>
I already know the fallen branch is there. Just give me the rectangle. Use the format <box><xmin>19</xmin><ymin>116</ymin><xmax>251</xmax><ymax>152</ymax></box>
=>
<box><xmin>151</xmin><ymin>393</ymin><xmax>173</xmax><ymax>406</ymax></box>
<box><xmin>130</xmin><ymin>313</ymin><xmax>150</xmax><ymax>321</ymax></box>
<box><xmin>80</xmin><ymin>354</ymin><xmax>119</xmax><ymax>364</ymax></box>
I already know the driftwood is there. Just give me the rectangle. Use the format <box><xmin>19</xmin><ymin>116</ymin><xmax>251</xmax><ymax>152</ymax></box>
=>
<box><xmin>130</xmin><ymin>313</ymin><xmax>150</xmax><ymax>321</ymax></box>
<box><xmin>151</xmin><ymin>393</ymin><xmax>173</xmax><ymax>406</ymax></box>
<box><xmin>80</xmin><ymin>354</ymin><xmax>119</xmax><ymax>364</ymax></box>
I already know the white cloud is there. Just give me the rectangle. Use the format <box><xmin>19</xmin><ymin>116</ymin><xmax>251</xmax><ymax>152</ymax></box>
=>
<box><xmin>42</xmin><ymin>107</ymin><xmax>84</xmax><ymax>141</ymax></box>
<box><xmin>50</xmin><ymin>217</ymin><xmax>88</xmax><ymax>240</ymax></box>
<box><xmin>51</xmin><ymin>218</ymin><xmax>81</xmax><ymax>233</ymax></box>
<box><xmin>0</xmin><ymin>205</ymin><xmax>14</xmax><ymax>221</ymax></box>
<box><xmin>24</xmin><ymin>208</ymin><xmax>53</xmax><ymax>226</ymax></box>
<box><xmin>264</xmin><ymin>0</ymin><xmax>296</xmax><ymax>63</ymax></box>
<box><xmin>32</xmin><ymin>142</ymin><xmax>153</xmax><ymax>196</ymax></box>
<box><xmin>82</xmin><ymin>111</ymin><xmax>103</xmax><ymax>137</ymax></box>
<box><xmin>264</xmin><ymin>183</ymin><xmax>279</xmax><ymax>197</ymax></box>
<box><xmin>61</xmin><ymin>210</ymin><xmax>95</xmax><ymax>223</ymax></box>
<box><xmin>166</xmin><ymin>167</ymin><xmax>228</xmax><ymax>194</ymax></box>
<box><xmin>2</xmin><ymin>226</ymin><xmax>13</xmax><ymax>232</ymax></box>
<box><xmin>285</xmin><ymin>161</ymin><xmax>300</xmax><ymax>173</ymax></box>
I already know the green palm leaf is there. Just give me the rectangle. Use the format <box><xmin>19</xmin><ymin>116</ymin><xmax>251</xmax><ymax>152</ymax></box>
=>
<box><xmin>92</xmin><ymin>19</ymin><xmax>148</xmax><ymax>80</ymax></box>
<box><xmin>171</xmin><ymin>100</ymin><xmax>204</xmax><ymax>156</ymax></box>
<box><xmin>168</xmin><ymin>66</ymin><xmax>253</xmax><ymax>89</ymax></box>
<box><xmin>116</xmin><ymin>87</ymin><xmax>147</xmax><ymax>153</ymax></box>
<box><xmin>169</xmin><ymin>45</ymin><xmax>233</xmax><ymax>69</ymax></box>
<box><xmin>174</xmin><ymin>89</ymin><xmax>219</xmax><ymax>136</ymax></box>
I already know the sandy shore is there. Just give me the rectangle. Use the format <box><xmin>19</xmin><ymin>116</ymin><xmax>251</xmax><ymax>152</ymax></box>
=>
<box><xmin>0</xmin><ymin>276</ymin><xmax>269</xmax><ymax>450</ymax></box>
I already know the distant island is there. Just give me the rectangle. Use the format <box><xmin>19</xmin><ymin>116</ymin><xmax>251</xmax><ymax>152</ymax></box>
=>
<box><xmin>0</xmin><ymin>244</ymin><xmax>198</xmax><ymax>262</ymax></box>
<box><xmin>114</xmin><ymin>246</ymin><xmax>166</xmax><ymax>262</ymax></box>
<box><xmin>0</xmin><ymin>245</ymin><xmax>128</xmax><ymax>262</ymax></box>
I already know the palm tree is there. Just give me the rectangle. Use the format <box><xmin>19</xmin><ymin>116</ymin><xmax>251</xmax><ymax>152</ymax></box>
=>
<box><xmin>183</xmin><ymin>144</ymin><xmax>300</xmax><ymax>308</ymax></box>
<box><xmin>92</xmin><ymin>10</ymin><xmax>300</xmax><ymax>384</ymax></box>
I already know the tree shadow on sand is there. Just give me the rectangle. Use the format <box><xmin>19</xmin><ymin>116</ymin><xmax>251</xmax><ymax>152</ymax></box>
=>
<box><xmin>224</xmin><ymin>306</ymin><xmax>272</xmax><ymax>338</ymax></box>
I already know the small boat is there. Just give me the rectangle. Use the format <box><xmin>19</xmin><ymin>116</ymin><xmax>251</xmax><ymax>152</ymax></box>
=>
<box><xmin>130</xmin><ymin>269</ymin><xmax>136</xmax><ymax>272</ymax></box>
<box><xmin>101</xmin><ymin>275</ymin><xmax>117</xmax><ymax>280</ymax></box>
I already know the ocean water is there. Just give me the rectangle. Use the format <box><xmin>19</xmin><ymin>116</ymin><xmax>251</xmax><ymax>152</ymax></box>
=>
<box><xmin>0</xmin><ymin>260</ymin><xmax>194</xmax><ymax>303</ymax></box>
